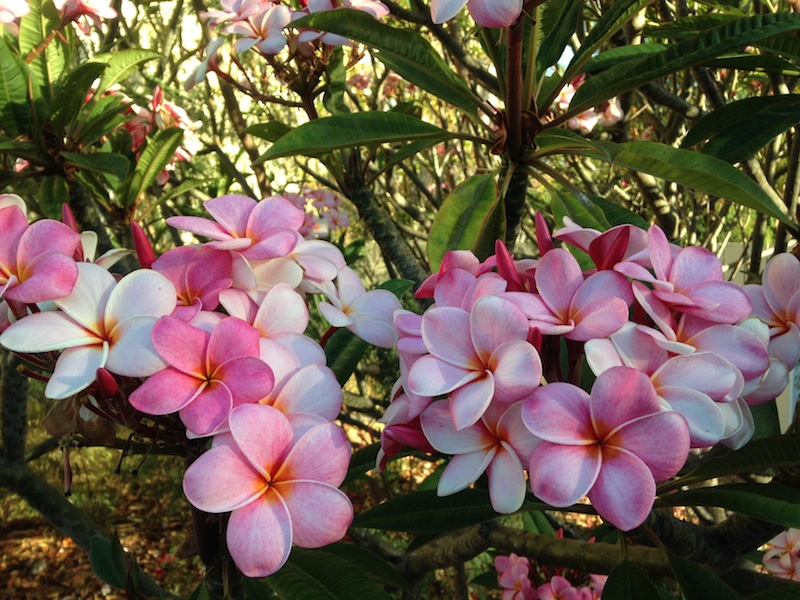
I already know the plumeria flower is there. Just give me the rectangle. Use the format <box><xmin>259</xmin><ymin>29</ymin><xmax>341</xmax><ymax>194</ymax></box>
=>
<box><xmin>495</xmin><ymin>553</ymin><xmax>537</xmax><ymax>600</ymax></box>
<box><xmin>416</xmin><ymin>249</ymin><xmax>496</xmax><ymax>299</ymax></box>
<box><xmin>0</xmin><ymin>263</ymin><xmax>176</xmax><ymax>399</ymax></box>
<box><xmin>0</xmin><ymin>0</ymin><xmax>29</xmax><ymax>24</ymax></box>
<box><xmin>763</xmin><ymin>528</ymin><xmax>800</xmax><ymax>581</ymax></box>
<box><xmin>522</xmin><ymin>367</ymin><xmax>690</xmax><ymax>531</ymax></box>
<box><xmin>0</xmin><ymin>203</ymin><xmax>80</xmax><ymax>305</ymax></box>
<box><xmin>430</xmin><ymin>0</ymin><xmax>522</xmax><ymax>28</ymax></box>
<box><xmin>421</xmin><ymin>400</ymin><xmax>539</xmax><ymax>513</ymax></box>
<box><xmin>128</xmin><ymin>316</ymin><xmax>274</xmax><ymax>436</ymax></box>
<box><xmin>182</xmin><ymin>403</ymin><xmax>353</xmax><ymax>577</ymax></box>
<box><xmin>54</xmin><ymin>0</ymin><xmax>117</xmax><ymax>33</ymax></box>
<box><xmin>229</xmin><ymin>3</ymin><xmax>292</xmax><ymax>55</ymax></box>
<box><xmin>407</xmin><ymin>295</ymin><xmax>542</xmax><ymax>430</ymax></box>
<box><xmin>553</xmin><ymin>217</ymin><xmax>649</xmax><ymax>271</ymax></box>
<box><xmin>538</xmin><ymin>575</ymin><xmax>581</xmax><ymax>600</ymax></box>
<box><xmin>317</xmin><ymin>266</ymin><xmax>402</xmax><ymax>348</ymax></box>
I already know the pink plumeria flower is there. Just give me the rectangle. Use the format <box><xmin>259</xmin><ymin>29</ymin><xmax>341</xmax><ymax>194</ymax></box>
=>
<box><xmin>167</xmin><ymin>195</ymin><xmax>303</xmax><ymax>261</ymax></box>
<box><xmin>538</xmin><ymin>575</ymin><xmax>580</xmax><ymax>600</ymax></box>
<box><xmin>0</xmin><ymin>0</ymin><xmax>29</xmax><ymax>24</ymax></box>
<box><xmin>522</xmin><ymin>367</ymin><xmax>690</xmax><ymax>531</ymax></box>
<box><xmin>377</xmin><ymin>387</ymin><xmax>435</xmax><ymax>470</ymax></box>
<box><xmin>746</xmin><ymin>252</ymin><xmax>800</xmax><ymax>367</ymax></box>
<box><xmin>407</xmin><ymin>295</ymin><xmax>542</xmax><ymax>430</ymax></box>
<box><xmin>0</xmin><ymin>263</ymin><xmax>176</xmax><ymax>399</ymax></box>
<box><xmin>421</xmin><ymin>400</ymin><xmax>539</xmax><ymax>514</ymax></box>
<box><xmin>495</xmin><ymin>553</ymin><xmax>536</xmax><ymax>600</ymax></box>
<box><xmin>203</xmin><ymin>0</ymin><xmax>266</xmax><ymax>26</ymax></box>
<box><xmin>229</xmin><ymin>3</ymin><xmax>292</xmax><ymax>54</ymax></box>
<box><xmin>553</xmin><ymin>217</ymin><xmax>649</xmax><ymax>271</ymax></box>
<box><xmin>54</xmin><ymin>0</ymin><xmax>117</xmax><ymax>32</ymax></box>
<box><xmin>294</xmin><ymin>0</ymin><xmax>389</xmax><ymax>46</ymax></box>
<box><xmin>182</xmin><ymin>403</ymin><xmax>353</xmax><ymax>577</ymax></box>
<box><xmin>763</xmin><ymin>528</ymin><xmax>800</xmax><ymax>581</ymax></box>
<box><xmin>317</xmin><ymin>266</ymin><xmax>402</xmax><ymax>348</ymax></box>
<box><xmin>0</xmin><ymin>204</ymin><xmax>80</xmax><ymax>305</ymax></box>
<box><xmin>128</xmin><ymin>316</ymin><xmax>274</xmax><ymax>436</ymax></box>
<box><xmin>430</xmin><ymin>0</ymin><xmax>522</xmax><ymax>28</ymax></box>
<box><xmin>416</xmin><ymin>249</ymin><xmax>495</xmax><ymax>299</ymax></box>
<box><xmin>503</xmin><ymin>247</ymin><xmax>633</xmax><ymax>341</ymax></box>
<box><xmin>596</xmin><ymin>98</ymin><xmax>624</xmax><ymax>127</ymax></box>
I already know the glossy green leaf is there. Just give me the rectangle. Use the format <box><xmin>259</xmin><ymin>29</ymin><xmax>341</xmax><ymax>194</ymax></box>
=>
<box><xmin>537</xmin><ymin>0</ymin><xmax>582</xmax><ymax>74</ymax></box>
<box><xmin>571</xmin><ymin>13</ymin><xmax>800</xmax><ymax>114</ymax></box>
<box><xmin>324</xmin><ymin>46</ymin><xmax>350</xmax><ymax>115</ymax></box>
<box><xmin>352</xmin><ymin>488</ymin><xmax>500</xmax><ymax>532</ymax></box>
<box><xmin>682</xmin><ymin>95</ymin><xmax>800</xmax><ymax>163</ymax></box>
<box><xmin>319</xmin><ymin>543</ymin><xmax>412</xmax><ymax>592</ymax></box>
<box><xmin>61</xmin><ymin>151</ymin><xmax>130</xmax><ymax>180</ymax></box>
<box><xmin>293</xmin><ymin>10</ymin><xmax>480</xmax><ymax>115</ymax></box>
<box><xmin>751</xmin><ymin>400</ymin><xmax>782</xmax><ymax>441</ymax></box>
<box><xmin>603</xmin><ymin>558</ymin><xmax>661</xmax><ymax>599</ymax></box>
<box><xmin>522</xmin><ymin>510</ymin><xmax>556</xmax><ymax>535</ymax></box>
<box><xmin>550</xmin><ymin>187</ymin><xmax>611</xmax><ymax>232</ymax></box>
<box><xmin>470</xmin><ymin>571</ymin><xmax>501</xmax><ymax>589</ymax></box>
<box><xmin>51</xmin><ymin>62</ymin><xmax>108</xmax><ymax>134</ymax></box>
<box><xmin>757</xmin><ymin>33</ymin><xmax>800</xmax><ymax>64</ymax></box>
<box><xmin>427</xmin><ymin>173</ymin><xmax>502</xmax><ymax>272</ymax></box>
<box><xmin>590</xmin><ymin>194</ymin><xmax>649</xmax><ymax>229</ymax></box>
<box><xmin>375</xmin><ymin>138</ymin><xmax>444</xmax><ymax>176</ymax></box>
<box><xmin>0</xmin><ymin>39</ymin><xmax>32</xmax><ymax>137</ymax></box>
<box><xmin>583</xmin><ymin>44</ymin><xmax>668</xmax><ymax>73</ymax></box>
<box><xmin>266</xmin><ymin>548</ymin><xmax>392</xmax><ymax>600</ymax></box>
<box><xmin>343</xmin><ymin>442</ymin><xmax>380</xmax><ymax>486</ymax></box>
<box><xmin>705</xmin><ymin>54</ymin><xmax>800</xmax><ymax>76</ymax></box>
<box><xmin>126</xmin><ymin>127</ymin><xmax>184</xmax><ymax>206</ymax></box>
<box><xmin>533</xmin><ymin>128</ymin><xmax>608</xmax><ymax>157</ymax></box>
<box><xmin>246</xmin><ymin>121</ymin><xmax>291</xmax><ymax>143</ymax></box>
<box><xmin>258</xmin><ymin>112</ymin><xmax>453</xmax><ymax>162</ymax></box>
<box><xmin>646</xmin><ymin>14</ymin><xmax>740</xmax><ymax>40</ymax></box>
<box><xmin>76</xmin><ymin>93</ymin><xmax>129</xmax><ymax>147</ymax></box>
<box><xmin>666</xmin><ymin>550</ymin><xmax>739</xmax><ymax>600</ymax></box>
<box><xmin>684</xmin><ymin>436</ymin><xmax>800</xmax><ymax>481</ymax></box>
<box><xmin>38</xmin><ymin>174</ymin><xmax>70</xmax><ymax>218</ymax></box>
<box><xmin>90</xmin><ymin>49</ymin><xmax>163</xmax><ymax>97</ymax></box>
<box><xmin>593</xmin><ymin>141</ymin><xmax>791</xmax><ymax>225</ymax></box>
<box><xmin>89</xmin><ymin>535</ymin><xmax>128</xmax><ymax>590</ymax></box>
<box><xmin>661</xmin><ymin>484</ymin><xmax>800</xmax><ymax>529</ymax></box>
<box><xmin>18</xmin><ymin>0</ymin><xmax>67</xmax><ymax>102</ymax></box>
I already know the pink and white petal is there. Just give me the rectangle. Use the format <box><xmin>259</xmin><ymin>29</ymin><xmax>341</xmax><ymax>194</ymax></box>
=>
<box><xmin>450</xmin><ymin>374</ymin><xmax>495</xmax><ymax>430</ymax></box>
<box><xmin>229</xmin><ymin>404</ymin><xmax>293</xmax><ymax>477</ymax></box>
<box><xmin>291</xmin><ymin>239</ymin><xmax>345</xmax><ymax>281</ymax></box>
<box><xmin>271</xmin><ymin>365</ymin><xmax>342</xmax><ymax>421</ymax></box>
<box><xmin>421</xmin><ymin>307</ymin><xmax>476</xmax><ymax>368</ymax></box>
<box><xmin>567</xmin><ymin>297</ymin><xmax>630</xmax><ymax>342</ymax></box>
<box><xmin>332</xmin><ymin>266</ymin><xmax>366</xmax><ymax>306</ymax></box>
<box><xmin>606</xmin><ymin>411</ymin><xmax>689</xmax><ymax>480</ymax></box>
<box><xmin>8</xmin><ymin>253</ymin><xmax>79</xmax><ymax>304</ymax></box>
<box><xmin>260</xmin><ymin>334</ymin><xmax>325</xmax><ymax>373</ymax></box>
<box><xmin>17</xmin><ymin>219</ymin><xmax>80</xmax><ymax>265</ymax></box>
<box><xmin>179</xmin><ymin>380</ymin><xmax>234</xmax><ymax>436</ymax></box>
<box><xmin>128</xmin><ymin>368</ymin><xmax>202</xmax><ymax>415</ymax></box>
<box><xmin>496</xmin><ymin>402</ymin><xmax>541</xmax><ymax>463</ymax></box>
<box><xmin>529</xmin><ymin>442</ymin><xmax>600</xmax><ymax>507</ymax></box>
<box><xmin>350</xmin><ymin>289</ymin><xmax>402</xmax><ymax>322</ymax></box>
<box><xmin>572</xmin><ymin>270</ymin><xmax>634</xmax><ymax>308</ymax></box>
<box><xmin>152</xmin><ymin>316</ymin><xmax>208</xmax><ymax>377</ymax></box>
<box><xmin>535</xmin><ymin>249</ymin><xmax>584</xmax><ymax>319</ymax></box>
<box><xmin>659</xmin><ymin>386</ymin><xmax>726</xmax><ymax>448</ymax></box>
<box><xmin>430</xmin><ymin>0</ymin><xmax>467</xmax><ymax>23</ymax></box>
<box><xmin>646</xmin><ymin>225</ymin><xmax>674</xmax><ymax>281</ymax></box>
<box><xmin>763</xmin><ymin>253</ymin><xmax>800</xmax><ymax>313</ymax></box>
<box><xmin>183</xmin><ymin>445</ymin><xmax>266</xmax><ymax>512</ymax></box>
<box><xmin>463</xmin><ymin>272</ymin><xmax>508</xmax><ymax>309</ymax></box>
<box><xmin>226</xmin><ymin>494</ymin><xmax>292</xmax><ymax>578</ymax></box>
<box><xmin>106</xmin><ymin>316</ymin><xmax>166</xmax><ymax>376</ymax></box>
<box><xmin>151</xmin><ymin>246</ymin><xmax>194</xmax><ymax>288</ymax></box>
<box><xmin>244</xmin><ymin>229</ymin><xmax>300</xmax><ymax>260</ymax></box>
<box><xmin>681</xmin><ymin>281</ymin><xmax>751</xmax><ymax>324</ymax></box>
<box><xmin>276</xmin><ymin>422</ymin><xmax>351</xmax><ymax>486</ymax></box>
<box><xmin>768</xmin><ymin>325</ymin><xmax>800</xmax><ymax>367</ymax></box>
<box><xmin>420</xmin><ymin>400</ymin><xmax>493</xmax><ymax>454</ymax></box>
<box><xmin>105</xmin><ymin>269</ymin><xmax>176</xmax><ymax>328</ymax></box>
<box><xmin>489</xmin><ymin>340</ymin><xmax>542</xmax><ymax>402</ymax></box>
<box><xmin>207</xmin><ymin>317</ymin><xmax>261</xmax><ymax>369</ymax></box>
<box><xmin>438</xmin><ymin>449</ymin><xmax>496</xmax><ymax>496</ymax></box>
<box><xmin>689</xmin><ymin>325</ymin><xmax>770</xmax><ymax>382</ymax></box>
<box><xmin>589</xmin><ymin>447</ymin><xmax>655</xmax><ymax>531</ymax></box>
<box><xmin>466</xmin><ymin>0</ymin><xmax>521</xmax><ymax>28</ymax></box>
<box><xmin>632</xmin><ymin>282</ymin><xmax>678</xmax><ymax>339</ymax></box>
<box><xmin>745</xmin><ymin>358</ymin><xmax>790</xmax><ymax>406</ymax></box>
<box><xmin>55</xmin><ymin>263</ymin><xmax>114</xmax><ymax>334</ymax></box>
<box><xmin>273</xmin><ymin>481</ymin><xmax>353</xmax><ymax>548</ymax></box>
<box><xmin>653</xmin><ymin>352</ymin><xmax>739</xmax><ymax>400</ymax></box>
<box><xmin>470</xmin><ymin>296</ymin><xmax>529</xmax><ymax>361</ymax></box>
<box><xmin>248</xmin><ymin>196</ymin><xmax>305</xmax><ymax>236</ymax></box>
<box><xmin>318</xmin><ymin>302</ymin><xmax>354</xmax><ymax>327</ymax></box>
<box><xmin>46</xmin><ymin>344</ymin><xmax>108</xmax><ymax>399</ymax></box>
<box><xmin>487</xmin><ymin>443</ymin><xmax>526</xmax><ymax>514</ymax></box>
<box><xmin>590</xmin><ymin>368</ymin><xmax>660</xmax><ymax>439</ymax></box>
<box><xmin>254</xmin><ymin>283</ymin><xmax>308</xmax><ymax>336</ymax></box>
<box><xmin>205</xmin><ymin>195</ymin><xmax>257</xmax><ymax>237</ymax></box>
<box><xmin>407</xmin><ymin>354</ymin><xmax>480</xmax><ymax>398</ymax></box>
<box><xmin>0</xmin><ymin>311</ymin><xmax>98</xmax><ymax>352</ymax></box>
<box><xmin>218</xmin><ymin>288</ymin><xmax>258</xmax><ymax>323</ymax></box>
<box><xmin>584</xmin><ymin>338</ymin><xmax>625</xmax><ymax>375</ymax></box>
<box><xmin>188</xmin><ymin>246</ymin><xmax>233</xmax><ymax>295</ymax></box>
<box><xmin>166</xmin><ymin>216</ymin><xmax>232</xmax><ymax>241</ymax></box>
<box><xmin>669</xmin><ymin>246</ymin><xmax>723</xmax><ymax>288</ymax></box>
<box><xmin>434</xmin><ymin>269</ymin><xmax>478</xmax><ymax>309</ymax></box>
<box><xmin>215</xmin><ymin>356</ymin><xmax>274</xmax><ymax>405</ymax></box>
<box><xmin>348</xmin><ymin>314</ymin><xmax>398</xmax><ymax>348</ymax></box>
<box><xmin>521</xmin><ymin>383</ymin><xmax>594</xmax><ymax>444</ymax></box>
<box><xmin>0</xmin><ymin>205</ymin><xmax>28</xmax><ymax>270</ymax></box>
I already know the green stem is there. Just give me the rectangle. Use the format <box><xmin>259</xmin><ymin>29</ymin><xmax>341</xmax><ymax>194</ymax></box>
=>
<box><xmin>522</xmin><ymin>4</ymin><xmax>540</xmax><ymax>116</ymax></box>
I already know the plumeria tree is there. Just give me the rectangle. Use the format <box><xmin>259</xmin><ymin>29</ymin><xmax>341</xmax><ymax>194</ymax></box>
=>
<box><xmin>2</xmin><ymin>0</ymin><xmax>800</xmax><ymax>598</ymax></box>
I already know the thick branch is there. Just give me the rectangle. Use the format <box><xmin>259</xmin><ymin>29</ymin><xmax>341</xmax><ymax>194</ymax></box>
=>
<box><xmin>1</xmin><ymin>350</ymin><xmax>28</xmax><ymax>464</ymax></box>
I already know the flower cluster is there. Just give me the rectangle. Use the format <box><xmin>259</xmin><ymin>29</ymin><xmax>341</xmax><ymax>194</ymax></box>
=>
<box><xmin>763</xmin><ymin>528</ymin><xmax>800</xmax><ymax>581</ymax></box>
<box><xmin>381</xmin><ymin>214</ymin><xmax>793</xmax><ymax>531</ymax></box>
<box><xmin>285</xmin><ymin>186</ymin><xmax>351</xmax><ymax>239</ymax></box>
<box><xmin>495</xmin><ymin>552</ymin><xmax>606</xmax><ymax>600</ymax></box>
<box><xmin>0</xmin><ymin>192</ymin><xmax>401</xmax><ymax>577</ymax></box>
<box><xmin>556</xmin><ymin>75</ymin><xmax>624</xmax><ymax>133</ymax></box>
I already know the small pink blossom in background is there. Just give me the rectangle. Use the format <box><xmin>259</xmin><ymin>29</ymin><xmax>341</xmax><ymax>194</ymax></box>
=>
<box><xmin>0</xmin><ymin>0</ymin><xmax>29</xmax><ymax>25</ymax></box>
<box><xmin>229</xmin><ymin>3</ymin><xmax>291</xmax><ymax>55</ymax></box>
<box><xmin>537</xmin><ymin>575</ymin><xmax>581</xmax><ymax>600</ymax></box>
<box><xmin>523</xmin><ymin>367</ymin><xmax>690</xmax><ymax>531</ymax></box>
<box><xmin>182</xmin><ymin>403</ymin><xmax>353</xmax><ymax>577</ymax></box>
<box><xmin>54</xmin><ymin>0</ymin><xmax>117</xmax><ymax>33</ymax></box>
<box><xmin>294</xmin><ymin>0</ymin><xmax>390</xmax><ymax>47</ymax></box>
<box><xmin>495</xmin><ymin>553</ymin><xmax>537</xmax><ymax>600</ymax></box>
<box><xmin>430</xmin><ymin>0</ymin><xmax>522</xmax><ymax>28</ymax></box>
<box><xmin>763</xmin><ymin>528</ymin><xmax>800</xmax><ymax>581</ymax></box>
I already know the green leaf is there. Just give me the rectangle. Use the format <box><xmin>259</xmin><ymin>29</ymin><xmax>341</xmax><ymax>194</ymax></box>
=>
<box><xmin>752</xmin><ymin>400</ymin><xmax>782</xmax><ymax>441</ymax></box>
<box><xmin>533</xmin><ymin>128</ymin><xmax>610</xmax><ymax>157</ymax></box>
<box><xmin>319</xmin><ymin>543</ymin><xmax>412</xmax><ymax>592</ymax></box>
<box><xmin>324</xmin><ymin>46</ymin><xmax>350</xmax><ymax>115</ymax></box>
<box><xmin>375</xmin><ymin>138</ymin><xmax>444</xmax><ymax>175</ymax></box>
<box><xmin>661</xmin><ymin>484</ymin><xmax>800</xmax><ymax>529</ymax></box>
<box><xmin>89</xmin><ymin>535</ymin><xmax>128</xmax><ymax>590</ymax></box>
<box><xmin>744</xmin><ymin>586</ymin><xmax>800</xmax><ymax>599</ymax></box>
<box><xmin>646</xmin><ymin>14</ymin><xmax>740</xmax><ymax>39</ymax></box>
<box><xmin>293</xmin><ymin>10</ymin><xmax>480</xmax><ymax>115</ymax></box>
<box><xmin>603</xmin><ymin>558</ymin><xmax>661</xmax><ymax>599</ymax></box>
<box><xmin>258</xmin><ymin>112</ymin><xmax>453</xmax><ymax>162</ymax></box>
<box><xmin>469</xmin><ymin>571</ymin><xmax>501</xmax><ymax>589</ymax></box>
<box><xmin>704</xmin><ymin>54</ymin><xmax>800</xmax><ymax>76</ymax></box>
<box><xmin>51</xmin><ymin>62</ymin><xmax>108</xmax><ymax>134</ymax></box>
<box><xmin>0</xmin><ymin>39</ymin><xmax>32</xmax><ymax>137</ymax></box>
<box><xmin>61</xmin><ymin>151</ymin><xmax>130</xmax><ymax>180</ymax></box>
<box><xmin>522</xmin><ymin>510</ymin><xmax>556</xmax><ymax>535</ymax></box>
<box><xmin>246</xmin><ymin>121</ymin><xmax>292</xmax><ymax>143</ymax></box>
<box><xmin>266</xmin><ymin>548</ymin><xmax>393</xmax><ymax>600</ymax></box>
<box><xmin>583</xmin><ymin>44</ymin><xmax>668</xmax><ymax>73</ymax></box>
<box><xmin>666</xmin><ymin>550</ymin><xmax>739</xmax><ymax>600</ymax></box>
<box><xmin>757</xmin><ymin>33</ymin><xmax>800</xmax><ymax>64</ymax></box>
<box><xmin>352</xmin><ymin>488</ymin><xmax>500</xmax><ymax>532</ymax></box>
<box><xmin>571</xmin><ymin>13</ymin><xmax>800</xmax><ymax>113</ymax></box>
<box><xmin>427</xmin><ymin>173</ymin><xmax>502</xmax><ymax>272</ymax></box>
<box><xmin>590</xmin><ymin>194</ymin><xmax>649</xmax><ymax>229</ymax></box>
<box><xmin>682</xmin><ymin>95</ymin><xmax>800</xmax><ymax>163</ymax></box>
<box><xmin>684</xmin><ymin>436</ymin><xmax>800</xmax><ymax>481</ymax></box>
<box><xmin>343</xmin><ymin>443</ymin><xmax>379</xmax><ymax>486</ymax></box>
<box><xmin>38</xmin><ymin>174</ymin><xmax>70</xmax><ymax>218</ymax></box>
<box><xmin>90</xmin><ymin>49</ymin><xmax>163</xmax><ymax>97</ymax></box>
<box><xmin>126</xmin><ymin>127</ymin><xmax>184</xmax><ymax>206</ymax></box>
<box><xmin>550</xmin><ymin>187</ymin><xmax>611</xmax><ymax>232</ymax></box>
<box><xmin>18</xmin><ymin>0</ymin><xmax>67</xmax><ymax>102</ymax></box>
<box><xmin>537</xmin><ymin>0</ymin><xmax>582</xmax><ymax>74</ymax></box>
<box><xmin>593</xmin><ymin>141</ymin><xmax>792</xmax><ymax>225</ymax></box>
<box><xmin>75</xmin><ymin>93</ymin><xmax>129</xmax><ymax>147</ymax></box>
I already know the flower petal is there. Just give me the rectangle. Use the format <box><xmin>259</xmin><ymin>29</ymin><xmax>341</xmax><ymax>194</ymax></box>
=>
<box><xmin>589</xmin><ymin>446</ymin><xmax>655</xmax><ymax>531</ymax></box>
<box><xmin>46</xmin><ymin>344</ymin><xmax>108</xmax><ymax>399</ymax></box>
<box><xmin>226</xmin><ymin>492</ymin><xmax>292</xmax><ymax>577</ymax></box>
<box><xmin>183</xmin><ymin>444</ymin><xmax>265</xmax><ymax>512</ymax></box>
<box><xmin>529</xmin><ymin>442</ymin><xmax>600</xmax><ymax>506</ymax></box>
<box><xmin>273</xmin><ymin>481</ymin><xmax>353</xmax><ymax>548</ymax></box>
